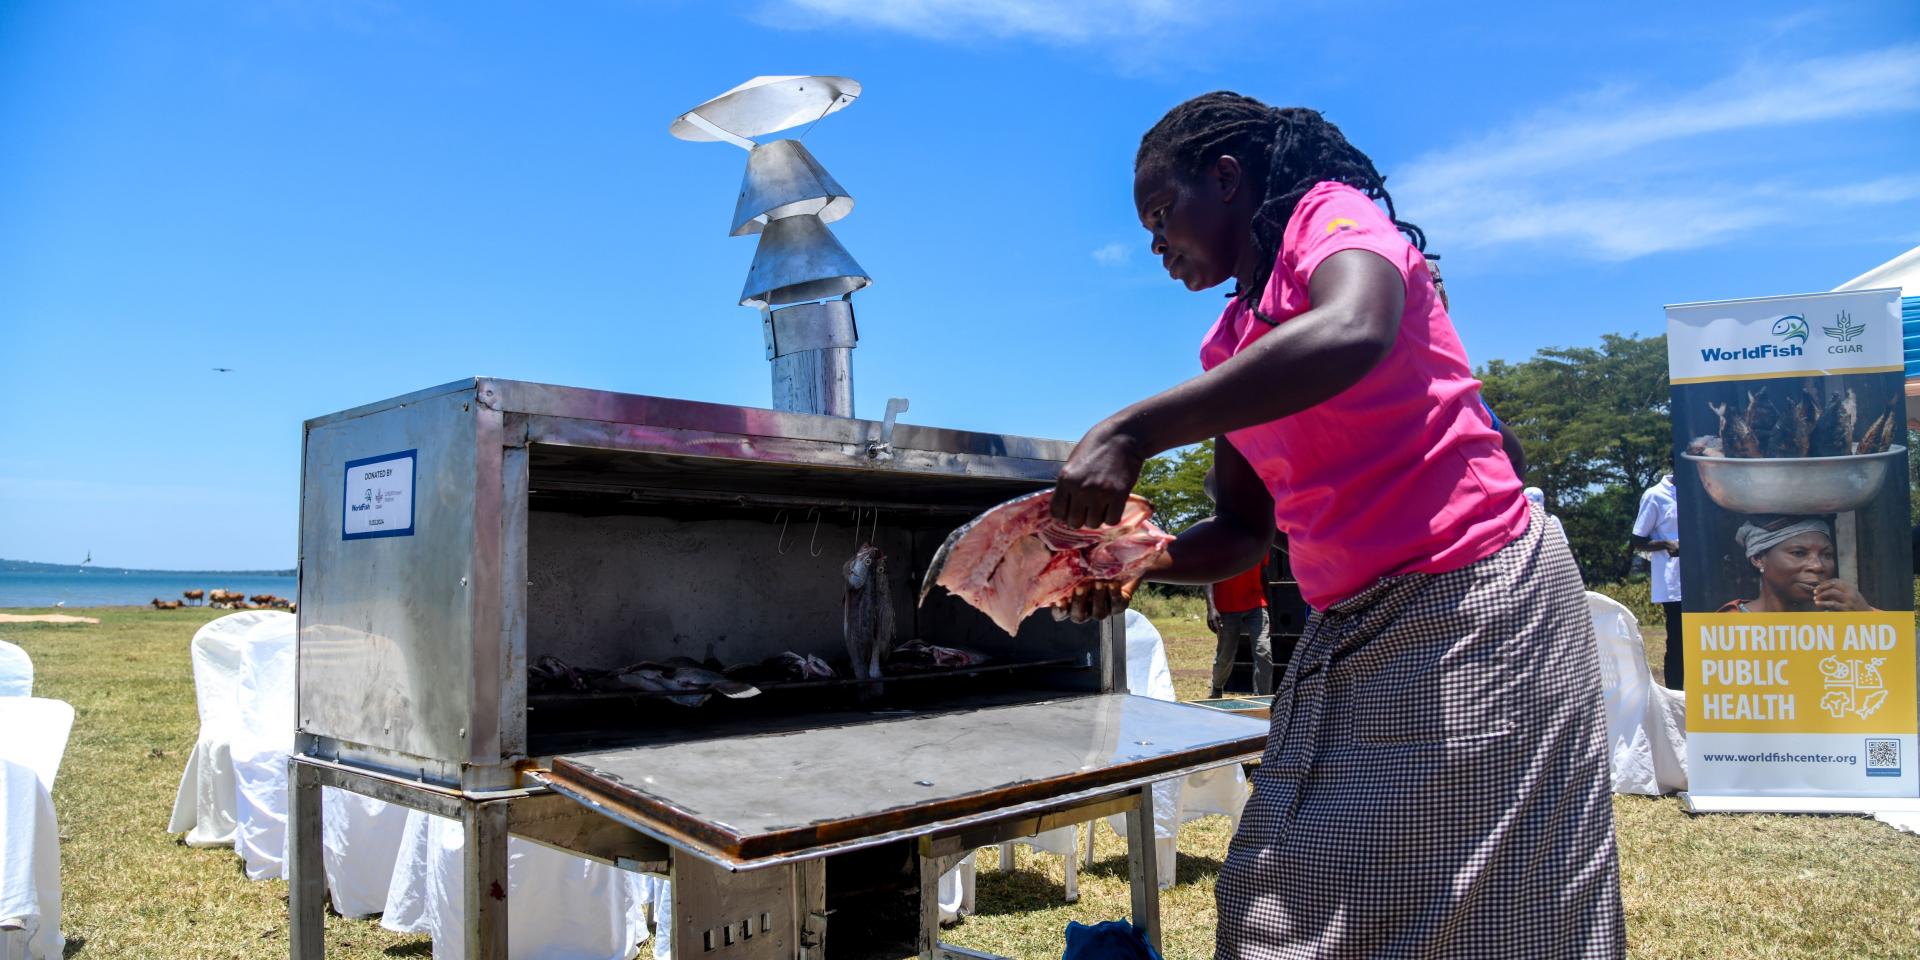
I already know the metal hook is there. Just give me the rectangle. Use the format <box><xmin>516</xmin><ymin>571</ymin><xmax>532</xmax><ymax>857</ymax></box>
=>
<box><xmin>807</xmin><ymin>507</ymin><xmax>823</xmax><ymax>557</ymax></box>
<box><xmin>774</xmin><ymin>509</ymin><xmax>792</xmax><ymax>556</ymax></box>
<box><xmin>866</xmin><ymin>508</ymin><xmax>880</xmax><ymax>545</ymax></box>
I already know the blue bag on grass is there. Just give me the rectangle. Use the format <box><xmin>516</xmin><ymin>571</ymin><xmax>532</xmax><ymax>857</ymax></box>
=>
<box><xmin>1060</xmin><ymin>919</ymin><xmax>1163</xmax><ymax>960</ymax></box>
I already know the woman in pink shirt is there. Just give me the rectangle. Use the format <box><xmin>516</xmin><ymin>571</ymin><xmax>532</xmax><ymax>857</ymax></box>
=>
<box><xmin>1052</xmin><ymin>93</ymin><xmax>1622</xmax><ymax>959</ymax></box>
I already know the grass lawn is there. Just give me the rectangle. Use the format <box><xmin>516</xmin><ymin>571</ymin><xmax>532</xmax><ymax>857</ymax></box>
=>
<box><xmin>4</xmin><ymin>605</ymin><xmax>1918</xmax><ymax>959</ymax></box>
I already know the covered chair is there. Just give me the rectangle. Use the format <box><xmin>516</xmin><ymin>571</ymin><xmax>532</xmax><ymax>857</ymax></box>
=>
<box><xmin>1087</xmin><ymin>610</ymin><xmax>1249</xmax><ymax>889</ymax></box>
<box><xmin>229</xmin><ymin>612</ymin><xmax>296</xmax><ymax>880</ymax></box>
<box><xmin>0</xmin><ymin>697</ymin><xmax>76</xmax><ymax>960</ymax></box>
<box><xmin>320</xmin><ymin>789</ymin><xmax>410</xmax><ymax>919</ymax></box>
<box><xmin>966</xmin><ymin>607</ymin><xmax>1181</xmax><ymax>908</ymax></box>
<box><xmin>0</xmin><ymin>698</ymin><xmax>71</xmax><ymax>790</ymax></box>
<box><xmin>380</xmin><ymin>809</ymin><xmax>655</xmax><ymax>959</ymax></box>
<box><xmin>169</xmin><ymin>611</ymin><xmax>282</xmax><ymax>848</ymax></box>
<box><xmin>1587</xmin><ymin>592</ymin><xmax>1688</xmax><ymax>795</ymax></box>
<box><xmin>934</xmin><ymin>853</ymin><xmax>977</xmax><ymax>925</ymax></box>
<box><xmin>0</xmin><ymin>641</ymin><xmax>31</xmax><ymax>698</ymax></box>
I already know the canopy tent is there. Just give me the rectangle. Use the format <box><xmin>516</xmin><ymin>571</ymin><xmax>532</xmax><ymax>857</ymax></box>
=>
<box><xmin>1832</xmin><ymin>244</ymin><xmax>1920</xmax><ymax>425</ymax></box>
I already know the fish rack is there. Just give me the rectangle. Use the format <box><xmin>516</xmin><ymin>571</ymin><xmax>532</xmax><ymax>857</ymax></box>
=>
<box><xmin>289</xmin><ymin>378</ymin><xmax>1268</xmax><ymax>959</ymax></box>
<box><xmin>525</xmin><ymin>655</ymin><xmax>1092</xmax><ymax>705</ymax></box>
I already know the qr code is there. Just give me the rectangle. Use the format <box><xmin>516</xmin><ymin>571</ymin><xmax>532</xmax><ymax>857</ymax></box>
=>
<box><xmin>1866</xmin><ymin>738</ymin><xmax>1901</xmax><ymax>776</ymax></box>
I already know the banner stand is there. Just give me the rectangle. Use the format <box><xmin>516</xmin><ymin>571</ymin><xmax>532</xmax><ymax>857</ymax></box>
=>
<box><xmin>1680</xmin><ymin>793</ymin><xmax>1920</xmax><ymax>815</ymax></box>
<box><xmin>1666</xmin><ymin>288</ymin><xmax>1915</xmax><ymax>812</ymax></box>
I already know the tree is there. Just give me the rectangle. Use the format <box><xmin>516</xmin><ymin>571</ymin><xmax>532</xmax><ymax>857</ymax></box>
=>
<box><xmin>1479</xmin><ymin>333</ymin><xmax>1672</xmax><ymax>582</ymax></box>
<box><xmin>1133</xmin><ymin>440</ymin><xmax>1215</xmax><ymax>533</ymax></box>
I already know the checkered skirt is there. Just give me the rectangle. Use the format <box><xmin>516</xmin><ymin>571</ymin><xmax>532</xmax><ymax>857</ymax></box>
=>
<box><xmin>1215</xmin><ymin>505</ymin><xmax>1624</xmax><ymax>959</ymax></box>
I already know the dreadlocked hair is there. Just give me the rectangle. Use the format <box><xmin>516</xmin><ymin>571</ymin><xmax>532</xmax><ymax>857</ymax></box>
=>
<box><xmin>1135</xmin><ymin>92</ymin><xmax>1425</xmax><ymax>316</ymax></box>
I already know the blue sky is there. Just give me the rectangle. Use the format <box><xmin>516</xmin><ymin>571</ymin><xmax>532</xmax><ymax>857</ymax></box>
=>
<box><xmin>2</xmin><ymin>0</ymin><xmax>1917</xmax><ymax>569</ymax></box>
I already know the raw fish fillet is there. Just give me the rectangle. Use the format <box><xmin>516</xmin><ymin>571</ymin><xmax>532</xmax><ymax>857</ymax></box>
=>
<box><xmin>918</xmin><ymin>490</ymin><xmax>1173</xmax><ymax>636</ymax></box>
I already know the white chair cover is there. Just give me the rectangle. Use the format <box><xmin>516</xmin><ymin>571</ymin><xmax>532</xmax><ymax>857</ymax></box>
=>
<box><xmin>638</xmin><ymin>876</ymin><xmax>671</xmax><ymax>960</ymax></box>
<box><xmin>228</xmin><ymin>613</ymin><xmax>297</xmax><ymax>880</ymax></box>
<box><xmin>322</xmin><ymin>789</ymin><xmax>410</xmax><ymax>919</ymax></box>
<box><xmin>381</xmin><ymin>809</ymin><xmax>653</xmax><ymax>959</ymax></box>
<box><xmin>0</xmin><ymin>698</ymin><xmax>75</xmax><ymax>960</ymax></box>
<box><xmin>169</xmin><ymin>611</ymin><xmax>282</xmax><ymax>847</ymax></box>
<box><xmin>0</xmin><ymin>762</ymin><xmax>60</xmax><ymax>960</ymax></box>
<box><xmin>935</xmin><ymin>852</ymin><xmax>977</xmax><ymax>925</ymax></box>
<box><xmin>1094</xmin><ymin>610</ymin><xmax>1248</xmax><ymax>889</ymax></box>
<box><xmin>0</xmin><ymin>699</ymin><xmax>73</xmax><ymax>792</ymax></box>
<box><xmin>1587</xmin><ymin>592</ymin><xmax>1688</xmax><ymax>795</ymax></box>
<box><xmin>0</xmin><ymin>641</ymin><xmax>31</xmax><ymax>698</ymax></box>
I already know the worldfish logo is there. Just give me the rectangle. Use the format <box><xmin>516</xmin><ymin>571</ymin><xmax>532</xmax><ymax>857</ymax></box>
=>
<box><xmin>1699</xmin><ymin>343</ymin><xmax>1804</xmax><ymax>362</ymax></box>
<box><xmin>1771</xmin><ymin>315</ymin><xmax>1809</xmax><ymax>344</ymax></box>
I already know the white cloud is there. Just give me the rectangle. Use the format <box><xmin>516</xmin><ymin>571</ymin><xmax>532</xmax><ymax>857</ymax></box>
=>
<box><xmin>1396</xmin><ymin>44</ymin><xmax>1920</xmax><ymax>260</ymax></box>
<box><xmin>763</xmin><ymin>0</ymin><xmax>1192</xmax><ymax>43</ymax></box>
<box><xmin>1091</xmin><ymin>241</ymin><xmax>1131</xmax><ymax>266</ymax></box>
<box><xmin>1809</xmin><ymin>175</ymin><xmax>1920</xmax><ymax>206</ymax></box>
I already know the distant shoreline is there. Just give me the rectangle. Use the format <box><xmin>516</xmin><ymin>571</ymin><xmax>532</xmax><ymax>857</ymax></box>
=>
<box><xmin>0</xmin><ymin>568</ymin><xmax>297</xmax><ymax>609</ymax></box>
<box><xmin>0</xmin><ymin>558</ymin><xmax>296</xmax><ymax>577</ymax></box>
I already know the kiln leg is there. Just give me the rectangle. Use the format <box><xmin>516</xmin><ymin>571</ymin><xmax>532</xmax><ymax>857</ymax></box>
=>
<box><xmin>288</xmin><ymin>760</ymin><xmax>326</xmax><ymax>959</ymax></box>
<box><xmin>1124</xmin><ymin>787</ymin><xmax>1161</xmax><ymax>954</ymax></box>
<box><xmin>462</xmin><ymin>799</ymin><xmax>511</xmax><ymax>959</ymax></box>
<box><xmin>917</xmin><ymin>850</ymin><xmax>995</xmax><ymax>960</ymax></box>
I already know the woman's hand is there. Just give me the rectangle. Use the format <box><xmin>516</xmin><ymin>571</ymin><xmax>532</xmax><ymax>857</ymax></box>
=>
<box><xmin>1813</xmin><ymin>579</ymin><xmax>1873</xmax><ymax>612</ymax></box>
<box><xmin>1053</xmin><ymin>417</ymin><xmax>1148</xmax><ymax>529</ymax></box>
<box><xmin>1052</xmin><ymin>580</ymin><xmax>1138</xmax><ymax>624</ymax></box>
<box><xmin>1051</xmin><ymin>553</ymin><xmax>1172</xmax><ymax>623</ymax></box>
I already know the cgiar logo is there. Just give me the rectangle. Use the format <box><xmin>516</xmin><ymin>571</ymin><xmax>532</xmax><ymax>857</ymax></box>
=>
<box><xmin>1823</xmin><ymin>310</ymin><xmax>1865</xmax><ymax>343</ymax></box>
<box><xmin>1771</xmin><ymin>315</ymin><xmax>1810</xmax><ymax>344</ymax></box>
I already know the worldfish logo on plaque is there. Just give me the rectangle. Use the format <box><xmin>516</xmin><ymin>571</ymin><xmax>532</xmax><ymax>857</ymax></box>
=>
<box><xmin>1666</xmin><ymin>287</ymin><xmax>1914</xmax><ymax>805</ymax></box>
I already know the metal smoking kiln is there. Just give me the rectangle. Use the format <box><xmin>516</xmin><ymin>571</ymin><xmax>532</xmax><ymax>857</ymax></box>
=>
<box><xmin>286</xmin><ymin>75</ymin><xmax>1268</xmax><ymax>960</ymax></box>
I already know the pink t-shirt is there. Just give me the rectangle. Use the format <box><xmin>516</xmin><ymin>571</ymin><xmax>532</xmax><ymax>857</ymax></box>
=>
<box><xmin>1199</xmin><ymin>181</ymin><xmax>1527</xmax><ymax>609</ymax></box>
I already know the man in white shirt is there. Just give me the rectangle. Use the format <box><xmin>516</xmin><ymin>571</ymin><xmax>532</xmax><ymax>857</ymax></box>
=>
<box><xmin>1630</xmin><ymin>475</ymin><xmax>1684</xmax><ymax>689</ymax></box>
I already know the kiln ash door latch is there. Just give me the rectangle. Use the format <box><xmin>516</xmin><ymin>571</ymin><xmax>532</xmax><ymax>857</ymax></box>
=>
<box><xmin>866</xmin><ymin>397</ymin><xmax>909</xmax><ymax>461</ymax></box>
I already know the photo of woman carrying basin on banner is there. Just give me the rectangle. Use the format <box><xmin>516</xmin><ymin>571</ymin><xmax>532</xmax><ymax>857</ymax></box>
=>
<box><xmin>1672</xmin><ymin>370</ymin><xmax>1912</xmax><ymax>618</ymax></box>
<box><xmin>1666</xmin><ymin>288</ymin><xmax>1916</xmax><ymax>805</ymax></box>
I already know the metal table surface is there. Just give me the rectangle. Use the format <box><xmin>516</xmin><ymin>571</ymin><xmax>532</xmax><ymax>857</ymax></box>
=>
<box><xmin>547</xmin><ymin>693</ymin><xmax>1268</xmax><ymax>866</ymax></box>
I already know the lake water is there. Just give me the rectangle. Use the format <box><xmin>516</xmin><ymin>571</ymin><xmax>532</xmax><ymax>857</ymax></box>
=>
<box><xmin>0</xmin><ymin>571</ymin><xmax>298</xmax><ymax>608</ymax></box>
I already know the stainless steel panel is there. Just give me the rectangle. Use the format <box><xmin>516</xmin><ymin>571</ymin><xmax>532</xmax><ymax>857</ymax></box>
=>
<box><xmin>546</xmin><ymin>694</ymin><xmax>1267</xmax><ymax>865</ymax></box>
<box><xmin>669</xmin><ymin>854</ymin><xmax>806</xmax><ymax>959</ymax></box>
<box><xmin>475</xmin><ymin>378</ymin><xmax>1076</xmax><ymax>464</ymax></box>
<box><xmin>739</xmin><ymin>214</ymin><xmax>869</xmax><ymax>307</ymax></box>
<box><xmin>763</xmin><ymin>300</ymin><xmax>857</xmax><ymax>360</ymax></box>
<box><xmin>300</xmin><ymin>379</ymin><xmax>1095</xmax><ymax>775</ymax></box>
<box><xmin>731</xmin><ymin>139</ymin><xmax>853</xmax><ymax>238</ymax></box>
<box><xmin>299</xmin><ymin>388</ymin><xmax>484</xmax><ymax>765</ymax></box>
<box><xmin>770</xmin><ymin>347</ymin><xmax>852</xmax><ymax>417</ymax></box>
